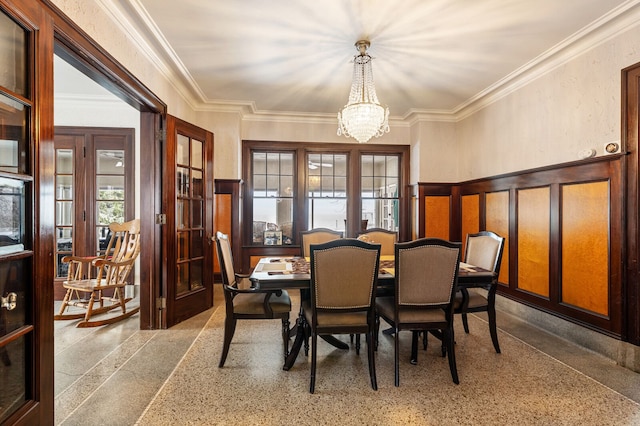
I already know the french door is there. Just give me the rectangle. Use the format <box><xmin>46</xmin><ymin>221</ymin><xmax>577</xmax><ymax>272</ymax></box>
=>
<box><xmin>0</xmin><ymin>1</ymin><xmax>54</xmax><ymax>424</ymax></box>
<box><xmin>163</xmin><ymin>116</ymin><xmax>214</xmax><ymax>328</ymax></box>
<box><xmin>53</xmin><ymin>127</ymin><xmax>134</xmax><ymax>298</ymax></box>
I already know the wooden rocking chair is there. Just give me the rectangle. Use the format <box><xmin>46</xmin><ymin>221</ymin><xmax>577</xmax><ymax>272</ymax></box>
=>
<box><xmin>54</xmin><ymin>219</ymin><xmax>141</xmax><ymax>327</ymax></box>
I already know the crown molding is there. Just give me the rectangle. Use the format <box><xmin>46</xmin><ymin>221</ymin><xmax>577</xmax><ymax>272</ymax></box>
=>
<box><xmin>100</xmin><ymin>0</ymin><xmax>640</xmax><ymax>125</ymax></box>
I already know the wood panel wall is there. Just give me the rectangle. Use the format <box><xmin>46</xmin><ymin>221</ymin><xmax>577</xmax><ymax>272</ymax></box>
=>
<box><xmin>486</xmin><ymin>191</ymin><xmax>509</xmax><ymax>284</ymax></box>
<box><xmin>414</xmin><ymin>155</ymin><xmax>624</xmax><ymax>338</ymax></box>
<box><xmin>214</xmin><ymin>180</ymin><xmax>242</xmax><ymax>281</ymax></box>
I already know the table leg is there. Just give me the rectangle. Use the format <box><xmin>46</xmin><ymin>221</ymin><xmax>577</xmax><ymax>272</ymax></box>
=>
<box><xmin>283</xmin><ymin>314</ymin><xmax>305</xmax><ymax>371</ymax></box>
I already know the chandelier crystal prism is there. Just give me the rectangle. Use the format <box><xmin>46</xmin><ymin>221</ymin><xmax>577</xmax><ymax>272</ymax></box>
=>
<box><xmin>337</xmin><ymin>40</ymin><xmax>390</xmax><ymax>144</ymax></box>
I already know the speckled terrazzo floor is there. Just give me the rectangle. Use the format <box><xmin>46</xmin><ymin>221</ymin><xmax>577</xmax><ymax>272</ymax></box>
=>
<box><xmin>54</xmin><ymin>288</ymin><xmax>640</xmax><ymax>425</ymax></box>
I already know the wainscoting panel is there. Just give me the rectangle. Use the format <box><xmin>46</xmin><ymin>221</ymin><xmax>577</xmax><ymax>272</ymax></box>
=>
<box><xmin>486</xmin><ymin>190</ymin><xmax>510</xmax><ymax>285</ymax></box>
<box><xmin>461</xmin><ymin>194</ymin><xmax>480</xmax><ymax>254</ymax></box>
<box><xmin>561</xmin><ymin>181</ymin><xmax>609</xmax><ymax>317</ymax></box>
<box><xmin>517</xmin><ymin>187</ymin><xmax>550</xmax><ymax>298</ymax></box>
<box><xmin>214</xmin><ymin>193</ymin><xmax>232</xmax><ymax>274</ymax></box>
<box><xmin>425</xmin><ymin>195</ymin><xmax>450</xmax><ymax>239</ymax></box>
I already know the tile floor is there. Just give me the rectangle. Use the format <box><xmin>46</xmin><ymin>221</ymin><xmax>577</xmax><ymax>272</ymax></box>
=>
<box><xmin>54</xmin><ymin>286</ymin><xmax>640</xmax><ymax>425</ymax></box>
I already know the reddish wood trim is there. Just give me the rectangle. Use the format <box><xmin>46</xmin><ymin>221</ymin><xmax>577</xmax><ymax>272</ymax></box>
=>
<box><xmin>241</xmin><ymin>140</ymin><xmax>410</xmax><ymax>273</ymax></box>
<box><xmin>214</xmin><ymin>179</ymin><xmax>242</xmax><ymax>279</ymax></box>
<box><xmin>623</xmin><ymin>62</ymin><xmax>640</xmax><ymax>345</ymax></box>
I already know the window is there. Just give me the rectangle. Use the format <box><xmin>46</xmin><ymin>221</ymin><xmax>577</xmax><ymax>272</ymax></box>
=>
<box><xmin>244</xmin><ymin>141</ymin><xmax>409</xmax><ymax>246</ymax></box>
<box><xmin>308</xmin><ymin>153</ymin><xmax>347</xmax><ymax>231</ymax></box>
<box><xmin>251</xmin><ymin>151</ymin><xmax>294</xmax><ymax>244</ymax></box>
<box><xmin>361</xmin><ymin>154</ymin><xmax>400</xmax><ymax>231</ymax></box>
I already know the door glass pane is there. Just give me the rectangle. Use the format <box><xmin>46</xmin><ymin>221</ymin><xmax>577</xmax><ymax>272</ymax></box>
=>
<box><xmin>177</xmin><ymin>232</ymin><xmax>189</xmax><ymax>260</ymax></box>
<box><xmin>177</xmin><ymin>135</ymin><xmax>189</xmax><ymax>165</ymax></box>
<box><xmin>190</xmin><ymin>230</ymin><xmax>203</xmax><ymax>258</ymax></box>
<box><xmin>0</xmin><ymin>12</ymin><xmax>26</xmax><ymax>96</ymax></box>
<box><xmin>0</xmin><ymin>94</ymin><xmax>28</xmax><ymax>174</ymax></box>
<box><xmin>177</xmin><ymin>167</ymin><xmax>189</xmax><ymax>197</ymax></box>
<box><xmin>56</xmin><ymin>149</ymin><xmax>73</xmax><ymax>174</ymax></box>
<box><xmin>0</xmin><ymin>178</ymin><xmax>24</xmax><ymax>252</ymax></box>
<box><xmin>97</xmin><ymin>201</ymin><xmax>124</xmax><ymax>227</ymax></box>
<box><xmin>96</xmin><ymin>176</ymin><xmax>124</xmax><ymax>200</ymax></box>
<box><xmin>0</xmin><ymin>257</ymin><xmax>31</xmax><ymax>423</ymax></box>
<box><xmin>177</xmin><ymin>200</ymin><xmax>188</xmax><ymax>229</ymax></box>
<box><xmin>191</xmin><ymin>200</ymin><xmax>202</xmax><ymax>228</ymax></box>
<box><xmin>191</xmin><ymin>139</ymin><xmax>203</xmax><ymax>169</ymax></box>
<box><xmin>96</xmin><ymin>150</ymin><xmax>125</xmax><ymax>174</ymax></box>
<box><xmin>190</xmin><ymin>260</ymin><xmax>203</xmax><ymax>290</ymax></box>
<box><xmin>192</xmin><ymin>170</ymin><xmax>203</xmax><ymax>198</ymax></box>
<box><xmin>176</xmin><ymin>263</ymin><xmax>189</xmax><ymax>294</ymax></box>
<box><xmin>0</xmin><ymin>336</ymin><xmax>26</xmax><ymax>423</ymax></box>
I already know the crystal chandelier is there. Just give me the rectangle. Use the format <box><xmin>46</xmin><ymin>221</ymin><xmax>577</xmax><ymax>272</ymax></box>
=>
<box><xmin>337</xmin><ymin>40</ymin><xmax>390</xmax><ymax>143</ymax></box>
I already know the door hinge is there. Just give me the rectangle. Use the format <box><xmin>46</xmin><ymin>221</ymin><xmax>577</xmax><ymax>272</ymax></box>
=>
<box><xmin>156</xmin><ymin>297</ymin><xmax>166</xmax><ymax>310</ymax></box>
<box><xmin>155</xmin><ymin>213</ymin><xmax>166</xmax><ymax>225</ymax></box>
<box><xmin>155</xmin><ymin>129</ymin><xmax>166</xmax><ymax>142</ymax></box>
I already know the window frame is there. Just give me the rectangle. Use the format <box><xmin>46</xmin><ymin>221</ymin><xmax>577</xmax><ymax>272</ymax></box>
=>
<box><xmin>242</xmin><ymin>140</ymin><xmax>410</xmax><ymax>248</ymax></box>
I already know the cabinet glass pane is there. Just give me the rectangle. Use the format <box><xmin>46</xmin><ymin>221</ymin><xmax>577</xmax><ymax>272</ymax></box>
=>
<box><xmin>0</xmin><ymin>12</ymin><xmax>26</xmax><ymax>96</ymax></box>
<box><xmin>0</xmin><ymin>95</ymin><xmax>27</xmax><ymax>174</ymax></box>
<box><xmin>0</xmin><ymin>178</ymin><xmax>24</xmax><ymax>251</ymax></box>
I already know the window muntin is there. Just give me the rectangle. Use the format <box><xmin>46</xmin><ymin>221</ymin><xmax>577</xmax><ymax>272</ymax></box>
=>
<box><xmin>361</xmin><ymin>154</ymin><xmax>400</xmax><ymax>231</ymax></box>
<box><xmin>252</xmin><ymin>152</ymin><xmax>294</xmax><ymax>244</ymax></box>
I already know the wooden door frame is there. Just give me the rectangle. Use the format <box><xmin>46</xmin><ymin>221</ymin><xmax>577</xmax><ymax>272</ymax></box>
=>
<box><xmin>623</xmin><ymin>62</ymin><xmax>640</xmax><ymax>346</ymax></box>
<box><xmin>45</xmin><ymin>0</ymin><xmax>167</xmax><ymax>332</ymax></box>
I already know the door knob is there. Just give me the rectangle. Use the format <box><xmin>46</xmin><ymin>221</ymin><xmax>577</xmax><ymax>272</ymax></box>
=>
<box><xmin>1</xmin><ymin>292</ymin><xmax>17</xmax><ymax>311</ymax></box>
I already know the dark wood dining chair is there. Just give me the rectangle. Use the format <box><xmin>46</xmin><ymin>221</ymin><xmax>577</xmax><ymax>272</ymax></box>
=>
<box><xmin>376</xmin><ymin>238</ymin><xmax>462</xmax><ymax>386</ymax></box>
<box><xmin>215</xmin><ymin>231</ymin><xmax>292</xmax><ymax>367</ymax></box>
<box><xmin>303</xmin><ymin>238</ymin><xmax>381</xmax><ymax>393</ymax></box>
<box><xmin>356</xmin><ymin>228</ymin><xmax>397</xmax><ymax>256</ymax></box>
<box><xmin>300</xmin><ymin>228</ymin><xmax>342</xmax><ymax>257</ymax></box>
<box><xmin>455</xmin><ymin>230</ymin><xmax>505</xmax><ymax>353</ymax></box>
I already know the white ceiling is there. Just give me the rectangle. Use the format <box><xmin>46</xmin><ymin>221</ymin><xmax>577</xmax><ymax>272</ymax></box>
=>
<box><xmin>80</xmin><ymin>0</ymin><xmax>634</xmax><ymax>118</ymax></box>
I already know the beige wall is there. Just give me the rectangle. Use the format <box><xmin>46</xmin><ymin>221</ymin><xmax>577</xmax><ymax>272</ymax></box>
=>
<box><xmin>52</xmin><ymin>0</ymin><xmax>640</xmax><ymax>184</ymax></box>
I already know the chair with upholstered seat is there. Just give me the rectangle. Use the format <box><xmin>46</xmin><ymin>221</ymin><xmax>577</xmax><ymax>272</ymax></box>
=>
<box><xmin>303</xmin><ymin>238</ymin><xmax>381</xmax><ymax>393</ymax></box>
<box><xmin>376</xmin><ymin>238</ymin><xmax>461</xmax><ymax>386</ymax></box>
<box><xmin>455</xmin><ymin>231</ymin><xmax>505</xmax><ymax>353</ymax></box>
<box><xmin>215</xmin><ymin>231</ymin><xmax>292</xmax><ymax>367</ymax></box>
<box><xmin>300</xmin><ymin>228</ymin><xmax>342</xmax><ymax>258</ymax></box>
<box><xmin>54</xmin><ymin>219</ymin><xmax>141</xmax><ymax>327</ymax></box>
<box><xmin>356</xmin><ymin>228</ymin><xmax>397</xmax><ymax>256</ymax></box>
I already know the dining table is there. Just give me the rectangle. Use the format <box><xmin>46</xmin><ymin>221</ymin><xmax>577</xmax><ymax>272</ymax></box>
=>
<box><xmin>249</xmin><ymin>255</ymin><xmax>495</xmax><ymax>371</ymax></box>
